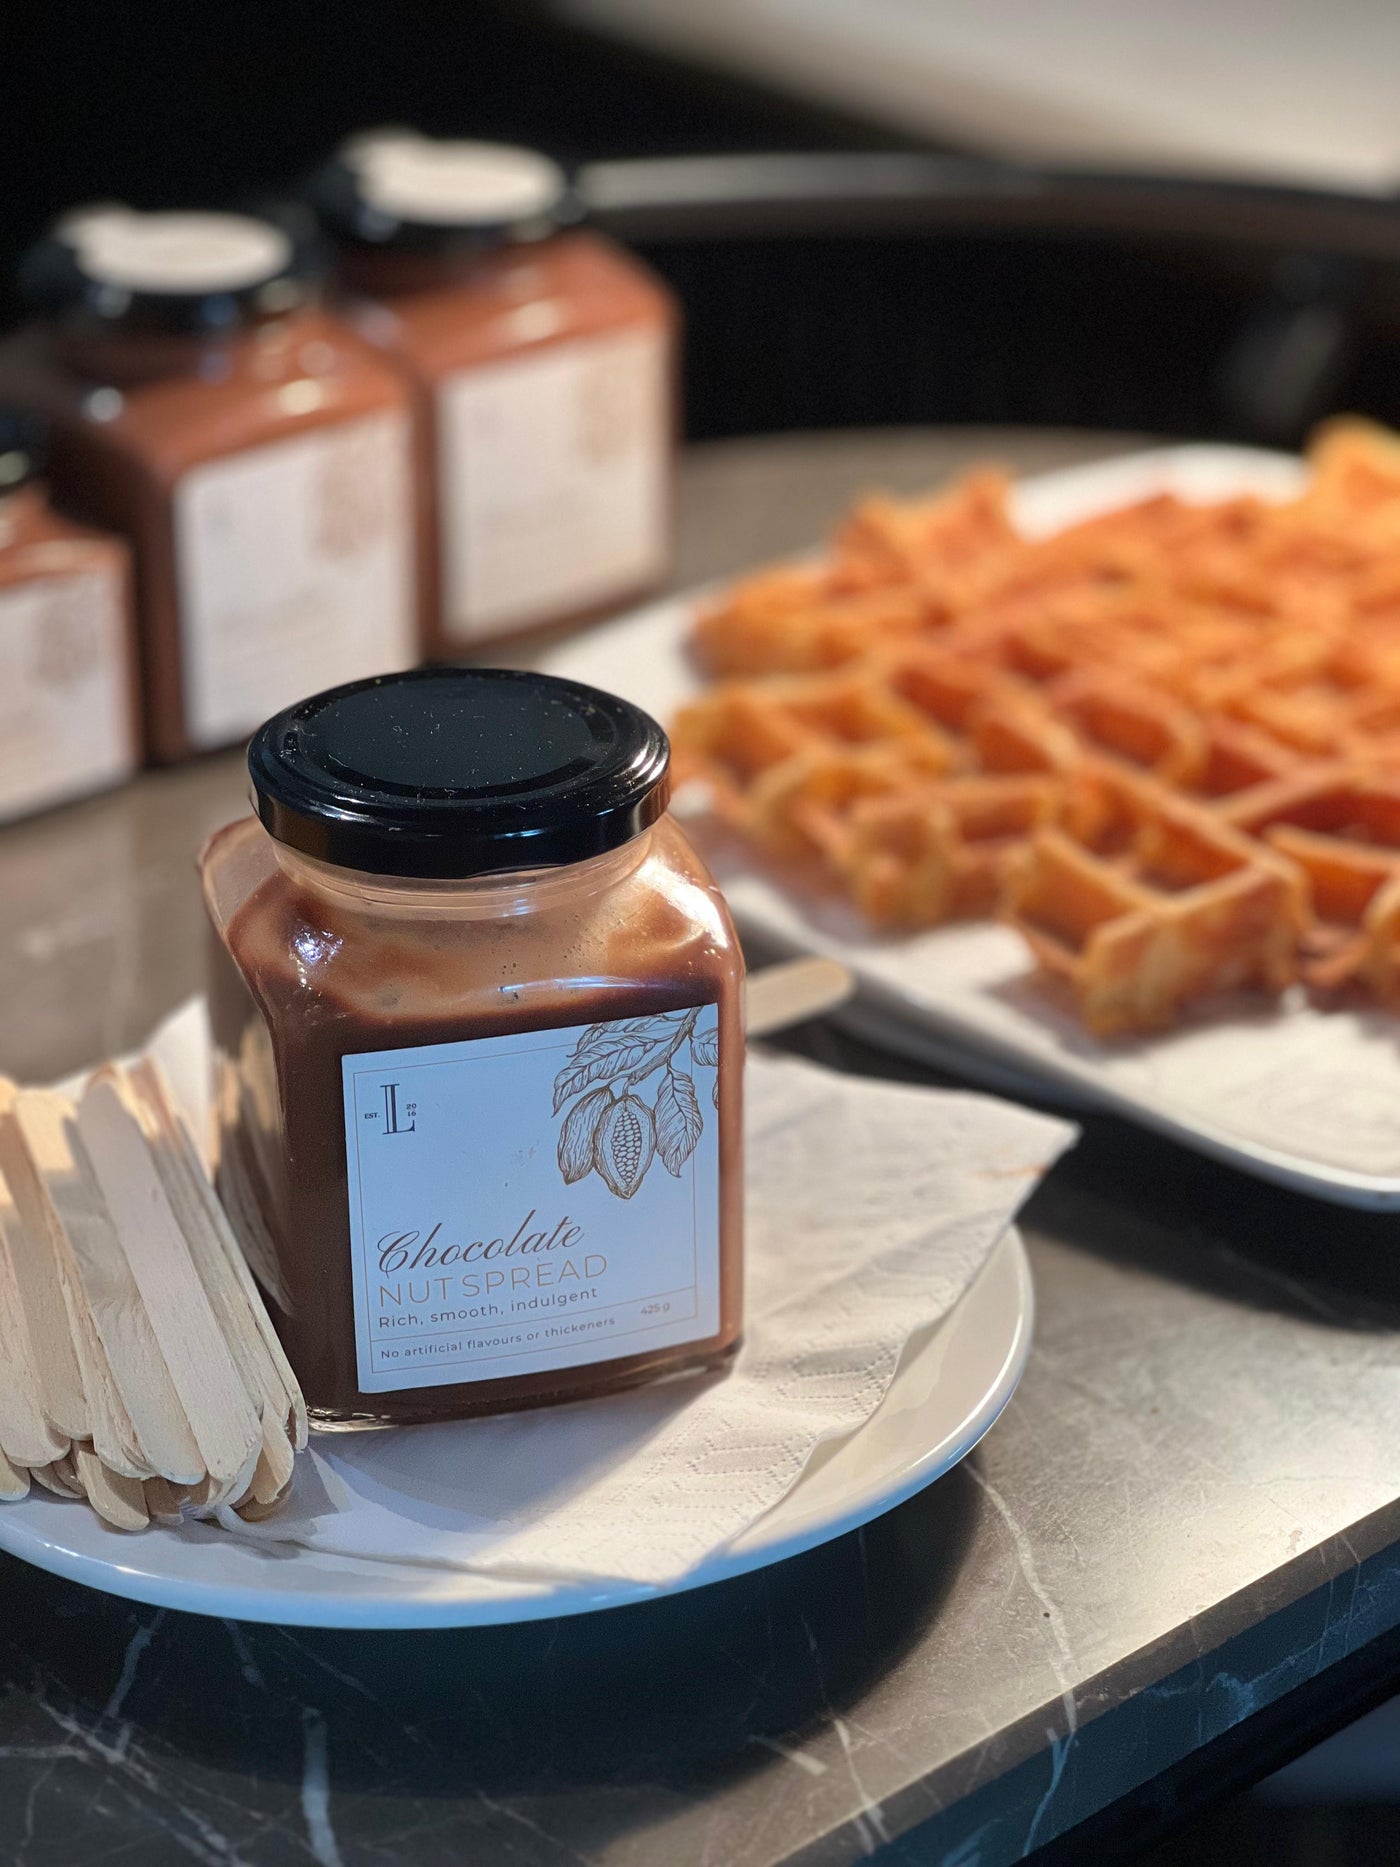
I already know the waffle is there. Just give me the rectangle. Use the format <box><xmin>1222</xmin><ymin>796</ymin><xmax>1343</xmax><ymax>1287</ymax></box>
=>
<box><xmin>1224</xmin><ymin>768</ymin><xmax>1400</xmax><ymax>998</ymax></box>
<box><xmin>674</xmin><ymin>419</ymin><xmax>1400</xmax><ymax>1032</ymax></box>
<box><xmin>673</xmin><ymin>651</ymin><xmax>1072</xmax><ymax>924</ymax></box>
<box><xmin>838</xmin><ymin>776</ymin><xmax>1063</xmax><ymax>927</ymax></box>
<box><xmin>1002</xmin><ymin>766</ymin><xmax>1306</xmax><ymax>1034</ymax></box>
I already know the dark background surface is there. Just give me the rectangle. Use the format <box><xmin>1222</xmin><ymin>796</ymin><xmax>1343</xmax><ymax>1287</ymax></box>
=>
<box><xmin>7</xmin><ymin>0</ymin><xmax>1400</xmax><ymax>449</ymax></box>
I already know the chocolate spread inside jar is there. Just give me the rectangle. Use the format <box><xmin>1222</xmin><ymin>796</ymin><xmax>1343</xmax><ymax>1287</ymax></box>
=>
<box><xmin>0</xmin><ymin>405</ymin><xmax>139</xmax><ymax>821</ymax></box>
<box><xmin>201</xmin><ymin>668</ymin><xmax>744</xmax><ymax>1427</ymax></box>
<box><xmin>306</xmin><ymin>132</ymin><xmax>678</xmax><ymax>655</ymax></box>
<box><xmin>0</xmin><ymin>206</ymin><xmax>420</xmax><ymax>762</ymax></box>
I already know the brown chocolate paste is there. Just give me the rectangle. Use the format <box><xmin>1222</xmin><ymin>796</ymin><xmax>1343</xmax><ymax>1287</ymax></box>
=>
<box><xmin>202</xmin><ymin>669</ymin><xmax>743</xmax><ymax>1427</ymax></box>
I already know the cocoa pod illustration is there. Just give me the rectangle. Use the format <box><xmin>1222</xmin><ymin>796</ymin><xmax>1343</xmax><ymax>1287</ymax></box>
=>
<box><xmin>593</xmin><ymin>1093</ymin><xmax>656</xmax><ymax>1198</ymax></box>
<box><xmin>558</xmin><ymin>1085</ymin><xmax>610</xmax><ymax>1184</ymax></box>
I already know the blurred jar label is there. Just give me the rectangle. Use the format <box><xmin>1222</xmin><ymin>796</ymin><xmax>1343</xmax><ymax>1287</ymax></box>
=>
<box><xmin>0</xmin><ymin>568</ymin><xmax>135</xmax><ymax>822</ymax></box>
<box><xmin>438</xmin><ymin>326</ymin><xmax>670</xmax><ymax>640</ymax></box>
<box><xmin>173</xmin><ymin>411</ymin><xmax>416</xmax><ymax>750</ymax></box>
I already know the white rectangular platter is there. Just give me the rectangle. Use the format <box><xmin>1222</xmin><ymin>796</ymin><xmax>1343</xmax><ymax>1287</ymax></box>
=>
<box><xmin>537</xmin><ymin>445</ymin><xmax>1400</xmax><ymax>1210</ymax></box>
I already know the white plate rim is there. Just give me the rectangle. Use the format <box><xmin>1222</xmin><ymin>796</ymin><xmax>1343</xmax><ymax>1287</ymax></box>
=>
<box><xmin>760</xmin><ymin>924</ymin><xmax>1400</xmax><ymax>1210</ymax></box>
<box><xmin>0</xmin><ymin>1229</ymin><xmax>1032</xmax><ymax>1629</ymax></box>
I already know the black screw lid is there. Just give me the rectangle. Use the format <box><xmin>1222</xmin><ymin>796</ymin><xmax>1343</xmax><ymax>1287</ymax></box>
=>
<box><xmin>306</xmin><ymin>131</ymin><xmax>578</xmax><ymax>253</ymax></box>
<box><xmin>0</xmin><ymin>408</ymin><xmax>46</xmax><ymax>492</ymax></box>
<box><xmin>21</xmin><ymin>205</ymin><xmax>321</xmax><ymax>334</ymax></box>
<box><xmin>248</xmin><ymin>668</ymin><xmax>671</xmax><ymax>879</ymax></box>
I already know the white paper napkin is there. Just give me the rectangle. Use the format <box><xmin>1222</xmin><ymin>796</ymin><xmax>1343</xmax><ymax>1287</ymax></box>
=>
<box><xmin>149</xmin><ymin>1001</ymin><xmax>1076</xmax><ymax>1587</ymax></box>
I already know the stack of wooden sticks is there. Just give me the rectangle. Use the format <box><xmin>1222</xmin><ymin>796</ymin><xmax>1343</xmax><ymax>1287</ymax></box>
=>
<box><xmin>0</xmin><ymin>1059</ymin><xmax>306</xmax><ymax>1531</ymax></box>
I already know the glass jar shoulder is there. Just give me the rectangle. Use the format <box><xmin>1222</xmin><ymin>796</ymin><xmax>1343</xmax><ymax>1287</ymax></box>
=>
<box><xmin>203</xmin><ymin>816</ymin><xmax>741</xmax><ymax>1044</ymax></box>
<box><xmin>0</xmin><ymin>490</ymin><xmax>128</xmax><ymax>587</ymax></box>
<box><xmin>344</xmin><ymin>232</ymin><xmax>677</xmax><ymax>383</ymax></box>
<box><xmin>0</xmin><ymin>313</ymin><xmax>411</xmax><ymax>486</ymax></box>
<box><xmin>635</xmin><ymin>813</ymin><xmax>741</xmax><ymax>960</ymax></box>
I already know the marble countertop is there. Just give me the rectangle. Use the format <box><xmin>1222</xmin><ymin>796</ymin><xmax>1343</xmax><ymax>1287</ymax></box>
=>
<box><xmin>3</xmin><ymin>430</ymin><xmax>1400</xmax><ymax>1867</ymax></box>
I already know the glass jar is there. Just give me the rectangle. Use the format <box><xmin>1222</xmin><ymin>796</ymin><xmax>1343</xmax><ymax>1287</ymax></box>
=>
<box><xmin>307</xmin><ymin>132</ymin><xmax>678</xmax><ymax>655</ymax></box>
<box><xmin>0</xmin><ymin>406</ymin><xmax>139</xmax><ymax>821</ymax></box>
<box><xmin>200</xmin><ymin>667</ymin><xmax>744</xmax><ymax>1427</ymax></box>
<box><xmin>0</xmin><ymin>205</ymin><xmax>420</xmax><ymax>762</ymax></box>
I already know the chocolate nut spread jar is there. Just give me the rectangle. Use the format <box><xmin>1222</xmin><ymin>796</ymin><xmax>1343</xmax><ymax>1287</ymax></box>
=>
<box><xmin>0</xmin><ymin>406</ymin><xmax>140</xmax><ymax>822</ymax></box>
<box><xmin>306</xmin><ymin>132</ymin><xmax>677</xmax><ymax>655</ymax></box>
<box><xmin>0</xmin><ymin>206</ymin><xmax>420</xmax><ymax>763</ymax></box>
<box><xmin>200</xmin><ymin>668</ymin><xmax>744</xmax><ymax>1427</ymax></box>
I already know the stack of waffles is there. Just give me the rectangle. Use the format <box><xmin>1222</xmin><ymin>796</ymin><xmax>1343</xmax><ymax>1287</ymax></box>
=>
<box><xmin>672</xmin><ymin>420</ymin><xmax>1400</xmax><ymax>1035</ymax></box>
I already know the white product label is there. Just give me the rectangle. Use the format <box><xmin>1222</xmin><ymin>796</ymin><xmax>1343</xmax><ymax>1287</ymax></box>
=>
<box><xmin>439</xmin><ymin>326</ymin><xmax>670</xmax><ymax>639</ymax></box>
<box><xmin>341</xmin><ymin>1003</ymin><xmax>722</xmax><ymax>1394</ymax></box>
<box><xmin>0</xmin><ymin>567</ymin><xmax>134</xmax><ymax>822</ymax></box>
<box><xmin>174</xmin><ymin>411</ymin><xmax>415</xmax><ymax>751</ymax></box>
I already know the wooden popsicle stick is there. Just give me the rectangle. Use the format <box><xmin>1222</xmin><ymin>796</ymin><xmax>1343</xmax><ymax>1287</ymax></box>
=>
<box><xmin>103</xmin><ymin>1066</ymin><xmax>280</xmax><ymax>1413</ymax></box>
<box><xmin>54</xmin><ymin>1451</ymin><xmax>87</xmax><ymax>1500</ymax></box>
<box><xmin>13</xmin><ymin>1091</ymin><xmax>203</xmax><ymax>1487</ymax></box>
<box><xmin>246</xmin><ymin>1420</ymin><xmax>294</xmax><ymax>1507</ymax></box>
<box><xmin>30</xmin><ymin>1462</ymin><xmax>74</xmax><ymax>1497</ymax></box>
<box><xmin>182</xmin><ymin>1421</ymin><xmax>266</xmax><ymax>1516</ymax></box>
<box><xmin>216</xmin><ymin>1124</ymin><xmax>296</xmax><ymax>1320</ymax></box>
<box><xmin>0</xmin><ymin>1446</ymin><xmax>29</xmax><ymax>1501</ymax></box>
<box><xmin>122</xmin><ymin>1064</ymin><xmax>298</xmax><ymax>1418</ymax></box>
<box><xmin>73</xmin><ymin>1445</ymin><xmax>149</xmax><ymax>1532</ymax></box>
<box><xmin>38</xmin><ymin>1453</ymin><xmax>84</xmax><ymax>1499</ymax></box>
<box><xmin>256</xmin><ymin>1409</ymin><xmax>295</xmax><ymax>1495</ymax></box>
<box><xmin>0</xmin><ymin>1174</ymin><xmax>71</xmax><ymax>1468</ymax></box>
<box><xmin>143</xmin><ymin>1476</ymin><xmax>187</xmax><ymax>1525</ymax></box>
<box><xmin>213</xmin><ymin>1430</ymin><xmax>264</xmax><ymax>1510</ymax></box>
<box><xmin>233</xmin><ymin>1491</ymin><xmax>287</xmax><ymax>1523</ymax></box>
<box><xmin>75</xmin><ymin>1077</ymin><xmax>261</xmax><ymax>1491</ymax></box>
<box><xmin>0</xmin><ymin>1111</ymin><xmax>89</xmax><ymax>1443</ymax></box>
<box><xmin>3</xmin><ymin>1100</ymin><xmax>140</xmax><ymax>1478</ymax></box>
<box><xmin>129</xmin><ymin>1058</ymin><xmax>307</xmax><ymax>1449</ymax></box>
<box><xmin>183</xmin><ymin>1472</ymin><xmax>218</xmax><ymax>1514</ymax></box>
<box><xmin>746</xmin><ymin>957</ymin><xmax>855</xmax><ymax>1039</ymax></box>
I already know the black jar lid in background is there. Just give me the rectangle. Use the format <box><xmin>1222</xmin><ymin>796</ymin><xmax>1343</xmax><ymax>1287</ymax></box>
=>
<box><xmin>305</xmin><ymin>130</ymin><xmax>580</xmax><ymax>253</ymax></box>
<box><xmin>248</xmin><ymin>668</ymin><xmax>671</xmax><ymax>879</ymax></box>
<box><xmin>0</xmin><ymin>408</ymin><xmax>46</xmax><ymax>493</ymax></box>
<box><xmin>20</xmin><ymin>205</ymin><xmax>322</xmax><ymax>334</ymax></box>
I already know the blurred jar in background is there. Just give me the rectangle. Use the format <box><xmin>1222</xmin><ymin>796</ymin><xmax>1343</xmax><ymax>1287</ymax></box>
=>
<box><xmin>0</xmin><ymin>207</ymin><xmax>420</xmax><ymax>762</ymax></box>
<box><xmin>307</xmin><ymin>132</ymin><xmax>677</xmax><ymax>656</ymax></box>
<box><xmin>0</xmin><ymin>406</ymin><xmax>139</xmax><ymax>821</ymax></box>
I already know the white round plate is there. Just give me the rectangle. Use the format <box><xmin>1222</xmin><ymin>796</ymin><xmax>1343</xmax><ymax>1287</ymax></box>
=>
<box><xmin>0</xmin><ymin>1229</ymin><xmax>1031</xmax><ymax>1628</ymax></box>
